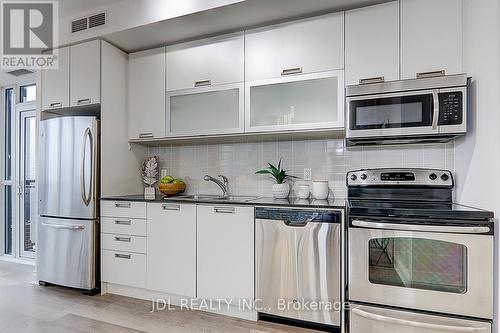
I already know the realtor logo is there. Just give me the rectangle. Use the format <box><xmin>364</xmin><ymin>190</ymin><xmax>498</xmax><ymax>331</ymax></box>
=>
<box><xmin>1</xmin><ymin>1</ymin><xmax>58</xmax><ymax>69</ymax></box>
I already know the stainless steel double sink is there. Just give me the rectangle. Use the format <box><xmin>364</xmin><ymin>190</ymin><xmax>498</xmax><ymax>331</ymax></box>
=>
<box><xmin>170</xmin><ymin>194</ymin><xmax>260</xmax><ymax>203</ymax></box>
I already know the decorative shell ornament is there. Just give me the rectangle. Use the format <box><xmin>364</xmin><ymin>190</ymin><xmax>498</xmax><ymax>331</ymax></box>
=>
<box><xmin>142</xmin><ymin>156</ymin><xmax>159</xmax><ymax>187</ymax></box>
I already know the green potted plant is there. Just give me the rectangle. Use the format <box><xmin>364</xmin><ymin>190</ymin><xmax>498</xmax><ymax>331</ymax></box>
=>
<box><xmin>256</xmin><ymin>159</ymin><xmax>297</xmax><ymax>198</ymax></box>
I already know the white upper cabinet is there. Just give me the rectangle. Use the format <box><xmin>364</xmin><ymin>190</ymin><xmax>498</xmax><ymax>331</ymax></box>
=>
<box><xmin>401</xmin><ymin>0</ymin><xmax>462</xmax><ymax>79</ymax></box>
<box><xmin>128</xmin><ymin>47</ymin><xmax>166</xmax><ymax>139</ymax></box>
<box><xmin>70</xmin><ymin>40</ymin><xmax>101</xmax><ymax>106</ymax></box>
<box><xmin>42</xmin><ymin>47</ymin><xmax>70</xmax><ymax>110</ymax></box>
<box><xmin>345</xmin><ymin>1</ymin><xmax>400</xmax><ymax>86</ymax></box>
<box><xmin>166</xmin><ymin>33</ymin><xmax>244</xmax><ymax>91</ymax></box>
<box><xmin>245</xmin><ymin>13</ymin><xmax>344</xmax><ymax>82</ymax></box>
<box><xmin>147</xmin><ymin>203</ymin><xmax>196</xmax><ymax>298</ymax></box>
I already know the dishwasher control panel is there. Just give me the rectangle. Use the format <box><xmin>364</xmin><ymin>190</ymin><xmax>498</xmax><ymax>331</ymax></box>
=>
<box><xmin>255</xmin><ymin>207</ymin><xmax>342</xmax><ymax>224</ymax></box>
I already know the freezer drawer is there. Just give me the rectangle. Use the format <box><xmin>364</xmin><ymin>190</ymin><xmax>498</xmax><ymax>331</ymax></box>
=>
<box><xmin>37</xmin><ymin>217</ymin><xmax>98</xmax><ymax>290</ymax></box>
<box><xmin>349</xmin><ymin>304</ymin><xmax>491</xmax><ymax>333</ymax></box>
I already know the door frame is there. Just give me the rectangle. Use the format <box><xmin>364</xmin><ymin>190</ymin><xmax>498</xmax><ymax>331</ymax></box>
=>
<box><xmin>17</xmin><ymin>105</ymin><xmax>37</xmax><ymax>259</ymax></box>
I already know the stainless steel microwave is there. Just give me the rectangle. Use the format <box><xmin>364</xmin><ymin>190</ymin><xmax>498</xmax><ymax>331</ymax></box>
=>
<box><xmin>346</xmin><ymin>74</ymin><xmax>468</xmax><ymax>146</ymax></box>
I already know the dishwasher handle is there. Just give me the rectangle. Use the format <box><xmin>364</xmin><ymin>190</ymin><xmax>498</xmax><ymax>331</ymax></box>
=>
<box><xmin>283</xmin><ymin>213</ymin><xmax>320</xmax><ymax>227</ymax></box>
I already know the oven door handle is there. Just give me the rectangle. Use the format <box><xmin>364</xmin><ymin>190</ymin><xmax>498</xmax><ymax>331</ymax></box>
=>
<box><xmin>351</xmin><ymin>220</ymin><xmax>490</xmax><ymax>234</ymax></box>
<box><xmin>352</xmin><ymin>308</ymin><xmax>488</xmax><ymax>332</ymax></box>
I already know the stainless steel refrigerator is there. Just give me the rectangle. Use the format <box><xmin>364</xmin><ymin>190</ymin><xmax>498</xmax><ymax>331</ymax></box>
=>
<box><xmin>37</xmin><ymin>116</ymin><xmax>99</xmax><ymax>293</ymax></box>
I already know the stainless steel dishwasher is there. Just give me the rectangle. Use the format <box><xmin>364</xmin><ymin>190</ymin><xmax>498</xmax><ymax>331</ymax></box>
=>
<box><xmin>255</xmin><ymin>207</ymin><xmax>342</xmax><ymax>327</ymax></box>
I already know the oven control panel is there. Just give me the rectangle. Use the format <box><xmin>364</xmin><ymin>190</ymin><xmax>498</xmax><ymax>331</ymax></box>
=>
<box><xmin>347</xmin><ymin>168</ymin><xmax>453</xmax><ymax>187</ymax></box>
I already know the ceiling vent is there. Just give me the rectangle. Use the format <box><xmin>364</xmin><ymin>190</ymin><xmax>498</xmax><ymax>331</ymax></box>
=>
<box><xmin>6</xmin><ymin>69</ymin><xmax>35</xmax><ymax>77</ymax></box>
<box><xmin>71</xmin><ymin>12</ymin><xmax>106</xmax><ymax>33</ymax></box>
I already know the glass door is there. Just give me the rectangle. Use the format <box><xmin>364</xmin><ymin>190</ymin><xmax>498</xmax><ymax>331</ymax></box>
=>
<box><xmin>19</xmin><ymin>110</ymin><xmax>37</xmax><ymax>258</ymax></box>
<box><xmin>1</xmin><ymin>88</ymin><xmax>15</xmax><ymax>256</ymax></box>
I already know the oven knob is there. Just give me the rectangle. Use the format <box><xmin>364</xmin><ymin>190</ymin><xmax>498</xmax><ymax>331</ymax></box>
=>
<box><xmin>350</xmin><ymin>174</ymin><xmax>357</xmax><ymax>181</ymax></box>
<box><xmin>441</xmin><ymin>173</ymin><xmax>450</xmax><ymax>181</ymax></box>
<box><xmin>360</xmin><ymin>174</ymin><xmax>367</xmax><ymax>180</ymax></box>
<box><xmin>429</xmin><ymin>173</ymin><xmax>437</xmax><ymax>180</ymax></box>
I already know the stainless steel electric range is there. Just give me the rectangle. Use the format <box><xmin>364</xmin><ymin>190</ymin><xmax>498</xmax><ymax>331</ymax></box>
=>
<box><xmin>346</xmin><ymin>168</ymin><xmax>494</xmax><ymax>333</ymax></box>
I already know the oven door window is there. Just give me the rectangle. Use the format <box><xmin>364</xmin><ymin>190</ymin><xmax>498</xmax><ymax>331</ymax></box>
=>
<box><xmin>368</xmin><ymin>238</ymin><xmax>467</xmax><ymax>294</ymax></box>
<box><xmin>350</xmin><ymin>94</ymin><xmax>434</xmax><ymax>130</ymax></box>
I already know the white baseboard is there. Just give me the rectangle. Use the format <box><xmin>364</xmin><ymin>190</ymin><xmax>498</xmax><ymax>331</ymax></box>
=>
<box><xmin>101</xmin><ymin>282</ymin><xmax>258</xmax><ymax>322</ymax></box>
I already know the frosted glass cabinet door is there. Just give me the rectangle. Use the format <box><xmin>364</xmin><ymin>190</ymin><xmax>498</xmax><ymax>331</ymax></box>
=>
<box><xmin>166</xmin><ymin>83</ymin><xmax>244</xmax><ymax>136</ymax></box>
<box><xmin>245</xmin><ymin>71</ymin><xmax>345</xmax><ymax>132</ymax></box>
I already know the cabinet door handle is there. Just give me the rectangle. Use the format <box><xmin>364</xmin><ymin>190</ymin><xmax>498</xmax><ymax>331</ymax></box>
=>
<box><xmin>115</xmin><ymin>220</ymin><xmax>131</xmax><ymax>225</ymax></box>
<box><xmin>416</xmin><ymin>70</ymin><xmax>445</xmax><ymax>79</ymax></box>
<box><xmin>139</xmin><ymin>132</ymin><xmax>154</xmax><ymax>139</ymax></box>
<box><xmin>77</xmin><ymin>98</ymin><xmax>91</xmax><ymax>105</ymax></box>
<box><xmin>114</xmin><ymin>202</ymin><xmax>131</xmax><ymax>208</ymax></box>
<box><xmin>281</xmin><ymin>67</ymin><xmax>303</xmax><ymax>76</ymax></box>
<box><xmin>49</xmin><ymin>102</ymin><xmax>62</xmax><ymax>108</ymax></box>
<box><xmin>214</xmin><ymin>207</ymin><xmax>235</xmax><ymax>214</ymax></box>
<box><xmin>194</xmin><ymin>80</ymin><xmax>211</xmax><ymax>87</ymax></box>
<box><xmin>162</xmin><ymin>204</ymin><xmax>180</xmax><ymax>211</ymax></box>
<box><xmin>114</xmin><ymin>253</ymin><xmax>131</xmax><ymax>259</ymax></box>
<box><xmin>114</xmin><ymin>236</ymin><xmax>131</xmax><ymax>242</ymax></box>
<box><xmin>359</xmin><ymin>76</ymin><xmax>385</xmax><ymax>84</ymax></box>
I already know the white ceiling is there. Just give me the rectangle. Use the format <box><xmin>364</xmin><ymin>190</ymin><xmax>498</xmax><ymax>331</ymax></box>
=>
<box><xmin>105</xmin><ymin>0</ymin><xmax>391</xmax><ymax>52</ymax></box>
<box><xmin>58</xmin><ymin>0</ymin><xmax>126</xmax><ymax>18</ymax></box>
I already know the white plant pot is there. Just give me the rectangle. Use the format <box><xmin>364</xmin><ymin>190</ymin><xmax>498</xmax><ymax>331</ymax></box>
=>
<box><xmin>272</xmin><ymin>183</ymin><xmax>290</xmax><ymax>199</ymax></box>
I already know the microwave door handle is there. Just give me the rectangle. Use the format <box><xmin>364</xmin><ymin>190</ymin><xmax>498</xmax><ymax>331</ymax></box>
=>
<box><xmin>432</xmin><ymin>89</ymin><xmax>439</xmax><ymax>130</ymax></box>
<box><xmin>352</xmin><ymin>308</ymin><xmax>488</xmax><ymax>332</ymax></box>
<box><xmin>351</xmin><ymin>220</ymin><xmax>490</xmax><ymax>234</ymax></box>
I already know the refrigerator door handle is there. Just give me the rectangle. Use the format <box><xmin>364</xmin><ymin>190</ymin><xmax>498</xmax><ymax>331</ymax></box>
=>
<box><xmin>80</xmin><ymin>127</ymin><xmax>93</xmax><ymax>206</ymax></box>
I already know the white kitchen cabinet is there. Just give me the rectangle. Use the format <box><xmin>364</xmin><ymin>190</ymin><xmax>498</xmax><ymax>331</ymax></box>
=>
<box><xmin>197</xmin><ymin>205</ymin><xmax>254</xmax><ymax>301</ymax></box>
<box><xmin>101</xmin><ymin>250</ymin><xmax>146</xmax><ymax>288</ymax></box>
<box><xmin>147</xmin><ymin>203</ymin><xmax>196</xmax><ymax>297</ymax></box>
<box><xmin>128</xmin><ymin>47</ymin><xmax>166</xmax><ymax>139</ymax></box>
<box><xmin>245</xmin><ymin>13</ymin><xmax>344</xmax><ymax>82</ymax></box>
<box><xmin>166</xmin><ymin>83</ymin><xmax>244</xmax><ymax>136</ymax></box>
<box><xmin>70</xmin><ymin>40</ymin><xmax>101</xmax><ymax>106</ymax></box>
<box><xmin>345</xmin><ymin>1</ymin><xmax>400</xmax><ymax>85</ymax></box>
<box><xmin>400</xmin><ymin>0</ymin><xmax>462</xmax><ymax>79</ymax></box>
<box><xmin>245</xmin><ymin>70</ymin><xmax>344</xmax><ymax>132</ymax></box>
<box><xmin>41</xmin><ymin>47</ymin><xmax>70</xmax><ymax>110</ymax></box>
<box><xmin>166</xmin><ymin>33</ymin><xmax>244</xmax><ymax>92</ymax></box>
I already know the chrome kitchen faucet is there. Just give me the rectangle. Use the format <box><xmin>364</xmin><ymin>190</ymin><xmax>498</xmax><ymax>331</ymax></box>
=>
<box><xmin>203</xmin><ymin>174</ymin><xmax>229</xmax><ymax>198</ymax></box>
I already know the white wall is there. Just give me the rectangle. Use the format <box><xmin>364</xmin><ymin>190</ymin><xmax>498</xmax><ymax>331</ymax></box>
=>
<box><xmin>58</xmin><ymin>0</ymin><xmax>243</xmax><ymax>47</ymax></box>
<box><xmin>455</xmin><ymin>0</ymin><xmax>500</xmax><ymax>329</ymax></box>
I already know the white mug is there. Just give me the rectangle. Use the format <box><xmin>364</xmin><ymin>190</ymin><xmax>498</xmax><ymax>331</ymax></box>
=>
<box><xmin>312</xmin><ymin>181</ymin><xmax>329</xmax><ymax>200</ymax></box>
<box><xmin>296</xmin><ymin>185</ymin><xmax>310</xmax><ymax>199</ymax></box>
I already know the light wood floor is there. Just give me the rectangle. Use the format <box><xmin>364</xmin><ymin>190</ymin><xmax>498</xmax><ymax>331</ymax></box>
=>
<box><xmin>0</xmin><ymin>260</ymin><xmax>321</xmax><ymax>333</ymax></box>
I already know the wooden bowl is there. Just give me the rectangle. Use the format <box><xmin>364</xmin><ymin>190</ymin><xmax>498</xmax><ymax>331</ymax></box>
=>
<box><xmin>159</xmin><ymin>182</ymin><xmax>186</xmax><ymax>197</ymax></box>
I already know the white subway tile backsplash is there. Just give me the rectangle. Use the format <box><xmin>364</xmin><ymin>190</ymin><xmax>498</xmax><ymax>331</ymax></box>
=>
<box><xmin>135</xmin><ymin>138</ymin><xmax>454</xmax><ymax>198</ymax></box>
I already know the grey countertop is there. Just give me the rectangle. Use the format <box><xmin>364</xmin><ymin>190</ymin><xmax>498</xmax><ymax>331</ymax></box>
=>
<box><xmin>101</xmin><ymin>194</ymin><xmax>346</xmax><ymax>209</ymax></box>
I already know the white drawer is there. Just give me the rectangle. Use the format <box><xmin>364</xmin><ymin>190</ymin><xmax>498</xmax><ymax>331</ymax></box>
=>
<box><xmin>101</xmin><ymin>250</ymin><xmax>146</xmax><ymax>288</ymax></box>
<box><xmin>101</xmin><ymin>200</ymin><xmax>147</xmax><ymax>219</ymax></box>
<box><xmin>101</xmin><ymin>233</ymin><xmax>147</xmax><ymax>254</ymax></box>
<box><xmin>101</xmin><ymin>217</ymin><xmax>146</xmax><ymax>236</ymax></box>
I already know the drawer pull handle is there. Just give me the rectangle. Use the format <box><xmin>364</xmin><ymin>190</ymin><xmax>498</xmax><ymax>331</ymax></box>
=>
<box><xmin>214</xmin><ymin>207</ymin><xmax>235</xmax><ymax>214</ymax></box>
<box><xmin>114</xmin><ymin>253</ymin><xmax>131</xmax><ymax>259</ymax></box>
<box><xmin>115</xmin><ymin>236</ymin><xmax>131</xmax><ymax>242</ymax></box>
<box><xmin>194</xmin><ymin>80</ymin><xmax>211</xmax><ymax>87</ymax></box>
<box><xmin>139</xmin><ymin>132</ymin><xmax>154</xmax><ymax>138</ymax></box>
<box><xmin>77</xmin><ymin>98</ymin><xmax>91</xmax><ymax>105</ymax></box>
<box><xmin>416</xmin><ymin>70</ymin><xmax>445</xmax><ymax>79</ymax></box>
<box><xmin>115</xmin><ymin>220</ymin><xmax>131</xmax><ymax>225</ymax></box>
<box><xmin>359</xmin><ymin>76</ymin><xmax>385</xmax><ymax>84</ymax></box>
<box><xmin>49</xmin><ymin>102</ymin><xmax>62</xmax><ymax>108</ymax></box>
<box><xmin>114</xmin><ymin>202</ymin><xmax>131</xmax><ymax>208</ymax></box>
<box><xmin>281</xmin><ymin>67</ymin><xmax>303</xmax><ymax>76</ymax></box>
<box><xmin>162</xmin><ymin>204</ymin><xmax>180</xmax><ymax>211</ymax></box>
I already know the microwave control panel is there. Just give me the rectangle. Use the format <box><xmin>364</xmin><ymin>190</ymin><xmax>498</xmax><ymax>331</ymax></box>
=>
<box><xmin>438</xmin><ymin>91</ymin><xmax>463</xmax><ymax>125</ymax></box>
